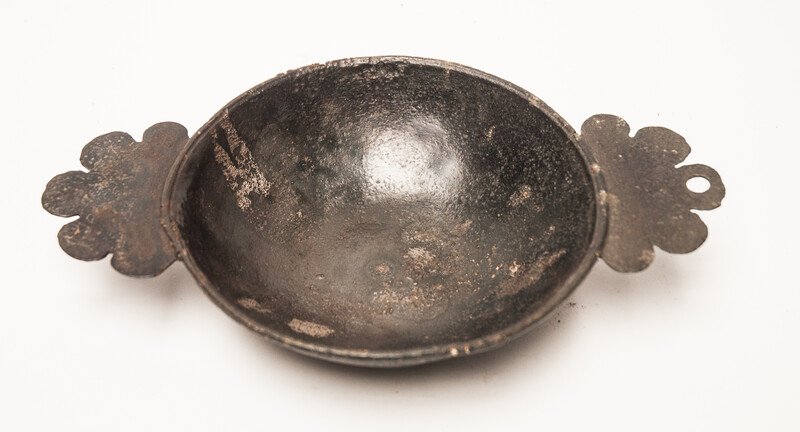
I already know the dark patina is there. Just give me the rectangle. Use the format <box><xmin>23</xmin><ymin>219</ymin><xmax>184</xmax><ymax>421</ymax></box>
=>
<box><xmin>42</xmin><ymin>57</ymin><xmax>725</xmax><ymax>366</ymax></box>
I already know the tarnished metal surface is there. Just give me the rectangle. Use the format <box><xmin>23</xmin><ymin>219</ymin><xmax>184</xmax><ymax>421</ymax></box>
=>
<box><xmin>42</xmin><ymin>123</ymin><xmax>188</xmax><ymax>276</ymax></box>
<box><xmin>42</xmin><ymin>56</ymin><xmax>725</xmax><ymax>366</ymax></box>
<box><xmin>169</xmin><ymin>59</ymin><xmax>599</xmax><ymax>365</ymax></box>
<box><xmin>581</xmin><ymin>115</ymin><xmax>725</xmax><ymax>272</ymax></box>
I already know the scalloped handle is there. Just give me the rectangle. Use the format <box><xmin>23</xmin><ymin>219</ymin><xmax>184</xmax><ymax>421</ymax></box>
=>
<box><xmin>42</xmin><ymin>123</ymin><xmax>188</xmax><ymax>276</ymax></box>
<box><xmin>581</xmin><ymin>115</ymin><xmax>725</xmax><ymax>272</ymax></box>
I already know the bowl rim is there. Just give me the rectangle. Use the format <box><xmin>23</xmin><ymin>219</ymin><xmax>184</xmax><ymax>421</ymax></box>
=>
<box><xmin>161</xmin><ymin>55</ymin><xmax>609</xmax><ymax>366</ymax></box>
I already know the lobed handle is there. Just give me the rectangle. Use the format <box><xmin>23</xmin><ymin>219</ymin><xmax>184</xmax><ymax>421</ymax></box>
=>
<box><xmin>581</xmin><ymin>115</ymin><xmax>725</xmax><ymax>272</ymax></box>
<box><xmin>42</xmin><ymin>123</ymin><xmax>188</xmax><ymax>276</ymax></box>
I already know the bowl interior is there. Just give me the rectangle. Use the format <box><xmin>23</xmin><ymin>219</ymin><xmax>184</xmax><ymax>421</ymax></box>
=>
<box><xmin>174</xmin><ymin>59</ymin><xmax>597</xmax><ymax>359</ymax></box>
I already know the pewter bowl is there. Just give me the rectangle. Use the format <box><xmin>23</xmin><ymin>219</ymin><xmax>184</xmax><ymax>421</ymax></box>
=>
<box><xmin>43</xmin><ymin>57</ymin><xmax>725</xmax><ymax>366</ymax></box>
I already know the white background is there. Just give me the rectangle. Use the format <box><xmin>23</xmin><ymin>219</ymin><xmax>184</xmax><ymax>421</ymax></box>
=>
<box><xmin>2</xmin><ymin>1</ymin><xmax>798</xmax><ymax>430</ymax></box>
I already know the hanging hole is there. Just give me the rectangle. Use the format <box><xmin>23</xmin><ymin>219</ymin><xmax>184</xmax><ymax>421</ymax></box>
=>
<box><xmin>687</xmin><ymin>177</ymin><xmax>710</xmax><ymax>193</ymax></box>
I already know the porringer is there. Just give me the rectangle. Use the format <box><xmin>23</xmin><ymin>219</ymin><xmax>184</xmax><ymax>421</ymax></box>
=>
<box><xmin>42</xmin><ymin>56</ymin><xmax>725</xmax><ymax>367</ymax></box>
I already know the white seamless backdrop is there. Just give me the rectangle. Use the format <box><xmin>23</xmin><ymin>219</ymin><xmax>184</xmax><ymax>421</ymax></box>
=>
<box><xmin>1</xmin><ymin>1</ymin><xmax>798</xmax><ymax>431</ymax></box>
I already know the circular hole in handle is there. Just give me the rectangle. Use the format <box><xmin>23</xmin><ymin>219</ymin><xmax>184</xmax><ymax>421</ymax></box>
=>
<box><xmin>686</xmin><ymin>176</ymin><xmax>711</xmax><ymax>194</ymax></box>
<box><xmin>677</xmin><ymin>164</ymin><xmax>725</xmax><ymax>210</ymax></box>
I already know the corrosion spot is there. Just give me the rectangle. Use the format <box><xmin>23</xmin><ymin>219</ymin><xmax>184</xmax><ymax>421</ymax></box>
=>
<box><xmin>404</xmin><ymin>247</ymin><xmax>434</xmax><ymax>269</ymax></box>
<box><xmin>497</xmin><ymin>249</ymin><xmax>567</xmax><ymax>298</ymax></box>
<box><xmin>288</xmin><ymin>318</ymin><xmax>334</xmax><ymax>338</ymax></box>
<box><xmin>507</xmin><ymin>184</ymin><xmax>532</xmax><ymax>208</ymax></box>
<box><xmin>638</xmin><ymin>249</ymin><xmax>655</xmax><ymax>265</ymax></box>
<box><xmin>373</xmin><ymin>263</ymin><xmax>392</xmax><ymax>275</ymax></box>
<box><xmin>213</xmin><ymin>111</ymin><xmax>272</xmax><ymax>211</ymax></box>
<box><xmin>486</xmin><ymin>125</ymin><xmax>496</xmax><ymax>140</ymax></box>
<box><xmin>237</xmin><ymin>297</ymin><xmax>271</xmax><ymax>314</ymax></box>
<box><xmin>452</xmin><ymin>219</ymin><xmax>473</xmax><ymax>236</ymax></box>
